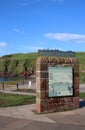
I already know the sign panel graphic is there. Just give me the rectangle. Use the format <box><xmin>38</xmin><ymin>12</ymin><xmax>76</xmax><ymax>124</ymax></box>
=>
<box><xmin>48</xmin><ymin>66</ymin><xmax>73</xmax><ymax>97</ymax></box>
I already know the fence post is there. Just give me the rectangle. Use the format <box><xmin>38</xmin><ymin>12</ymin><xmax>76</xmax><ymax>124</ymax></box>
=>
<box><xmin>23</xmin><ymin>77</ymin><xmax>24</xmax><ymax>85</ymax></box>
<box><xmin>2</xmin><ymin>82</ymin><xmax>4</xmax><ymax>90</ymax></box>
<box><xmin>16</xmin><ymin>83</ymin><xmax>19</xmax><ymax>90</ymax></box>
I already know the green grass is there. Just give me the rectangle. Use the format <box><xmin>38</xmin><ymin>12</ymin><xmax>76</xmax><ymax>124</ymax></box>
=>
<box><xmin>0</xmin><ymin>92</ymin><xmax>85</xmax><ymax>107</ymax></box>
<box><xmin>76</xmin><ymin>52</ymin><xmax>85</xmax><ymax>83</ymax></box>
<box><xmin>76</xmin><ymin>52</ymin><xmax>85</xmax><ymax>62</ymax></box>
<box><xmin>0</xmin><ymin>92</ymin><xmax>36</xmax><ymax>107</ymax></box>
<box><xmin>15</xmin><ymin>89</ymin><xmax>36</xmax><ymax>93</ymax></box>
<box><xmin>79</xmin><ymin>73</ymin><xmax>85</xmax><ymax>84</ymax></box>
<box><xmin>2</xmin><ymin>53</ymin><xmax>38</xmax><ymax>60</ymax></box>
<box><xmin>79</xmin><ymin>93</ymin><xmax>85</xmax><ymax>99</ymax></box>
<box><xmin>0</xmin><ymin>52</ymin><xmax>38</xmax><ymax>76</ymax></box>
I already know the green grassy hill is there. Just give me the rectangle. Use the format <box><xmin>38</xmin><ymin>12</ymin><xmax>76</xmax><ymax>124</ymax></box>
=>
<box><xmin>0</xmin><ymin>52</ymin><xmax>85</xmax><ymax>83</ymax></box>
<box><xmin>0</xmin><ymin>53</ymin><xmax>38</xmax><ymax>76</ymax></box>
<box><xmin>76</xmin><ymin>52</ymin><xmax>85</xmax><ymax>83</ymax></box>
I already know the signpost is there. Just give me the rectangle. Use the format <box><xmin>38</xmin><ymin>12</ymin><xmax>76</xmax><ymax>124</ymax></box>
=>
<box><xmin>48</xmin><ymin>66</ymin><xmax>73</xmax><ymax>97</ymax></box>
<box><xmin>36</xmin><ymin>53</ymin><xmax>79</xmax><ymax>113</ymax></box>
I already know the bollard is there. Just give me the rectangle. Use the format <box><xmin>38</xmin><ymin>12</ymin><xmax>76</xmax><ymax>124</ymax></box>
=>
<box><xmin>28</xmin><ymin>80</ymin><xmax>31</xmax><ymax>89</ymax></box>
<box><xmin>2</xmin><ymin>82</ymin><xmax>4</xmax><ymax>90</ymax></box>
<box><xmin>16</xmin><ymin>83</ymin><xmax>18</xmax><ymax>90</ymax></box>
<box><xmin>23</xmin><ymin>77</ymin><xmax>24</xmax><ymax>85</ymax></box>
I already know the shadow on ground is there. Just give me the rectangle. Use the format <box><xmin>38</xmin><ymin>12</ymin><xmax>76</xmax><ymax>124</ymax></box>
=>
<box><xmin>79</xmin><ymin>100</ymin><xmax>85</xmax><ymax>108</ymax></box>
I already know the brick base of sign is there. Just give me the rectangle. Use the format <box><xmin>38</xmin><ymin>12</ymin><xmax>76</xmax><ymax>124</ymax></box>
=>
<box><xmin>36</xmin><ymin>57</ymin><xmax>79</xmax><ymax>113</ymax></box>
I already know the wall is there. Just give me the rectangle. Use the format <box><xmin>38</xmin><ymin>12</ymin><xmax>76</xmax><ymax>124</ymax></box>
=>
<box><xmin>36</xmin><ymin>57</ymin><xmax>79</xmax><ymax>113</ymax></box>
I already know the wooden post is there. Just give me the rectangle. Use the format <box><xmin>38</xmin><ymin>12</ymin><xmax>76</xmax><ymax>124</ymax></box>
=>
<box><xmin>16</xmin><ymin>83</ymin><xmax>18</xmax><ymax>90</ymax></box>
<box><xmin>23</xmin><ymin>77</ymin><xmax>24</xmax><ymax>85</ymax></box>
<box><xmin>2</xmin><ymin>82</ymin><xmax>4</xmax><ymax>90</ymax></box>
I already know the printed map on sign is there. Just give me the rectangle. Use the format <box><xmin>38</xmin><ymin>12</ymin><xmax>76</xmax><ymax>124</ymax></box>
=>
<box><xmin>48</xmin><ymin>66</ymin><xmax>73</xmax><ymax>97</ymax></box>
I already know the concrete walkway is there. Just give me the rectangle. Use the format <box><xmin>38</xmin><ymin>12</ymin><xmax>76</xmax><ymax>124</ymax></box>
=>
<box><xmin>0</xmin><ymin>83</ymin><xmax>85</xmax><ymax>129</ymax></box>
<box><xmin>0</xmin><ymin>102</ymin><xmax>85</xmax><ymax>130</ymax></box>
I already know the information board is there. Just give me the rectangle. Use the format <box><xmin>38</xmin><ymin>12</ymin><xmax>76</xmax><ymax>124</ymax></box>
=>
<box><xmin>48</xmin><ymin>66</ymin><xmax>73</xmax><ymax>97</ymax></box>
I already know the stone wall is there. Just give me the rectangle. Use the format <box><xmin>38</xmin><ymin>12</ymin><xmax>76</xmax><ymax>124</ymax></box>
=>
<box><xmin>36</xmin><ymin>57</ymin><xmax>79</xmax><ymax>113</ymax></box>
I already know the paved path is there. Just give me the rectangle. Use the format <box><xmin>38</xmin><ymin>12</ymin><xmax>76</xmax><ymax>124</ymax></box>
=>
<box><xmin>0</xmin><ymin>102</ymin><xmax>85</xmax><ymax>130</ymax></box>
<box><xmin>79</xmin><ymin>84</ymin><xmax>85</xmax><ymax>92</ymax></box>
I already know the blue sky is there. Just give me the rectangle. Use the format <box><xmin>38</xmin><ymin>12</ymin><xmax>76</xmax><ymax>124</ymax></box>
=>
<box><xmin>0</xmin><ymin>0</ymin><xmax>85</xmax><ymax>56</ymax></box>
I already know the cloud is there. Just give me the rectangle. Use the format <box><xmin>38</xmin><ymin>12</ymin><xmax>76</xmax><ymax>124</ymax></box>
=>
<box><xmin>45</xmin><ymin>33</ymin><xmax>85</xmax><ymax>43</ymax></box>
<box><xmin>0</xmin><ymin>42</ymin><xmax>7</xmax><ymax>48</ymax></box>
<box><xmin>13</xmin><ymin>28</ymin><xmax>24</xmax><ymax>34</ymax></box>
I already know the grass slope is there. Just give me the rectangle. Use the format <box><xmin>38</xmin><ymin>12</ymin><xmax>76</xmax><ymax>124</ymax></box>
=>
<box><xmin>0</xmin><ymin>52</ymin><xmax>85</xmax><ymax>83</ymax></box>
<box><xmin>76</xmin><ymin>52</ymin><xmax>85</xmax><ymax>83</ymax></box>
<box><xmin>0</xmin><ymin>52</ymin><xmax>38</xmax><ymax>76</ymax></box>
<box><xmin>0</xmin><ymin>92</ymin><xmax>36</xmax><ymax>107</ymax></box>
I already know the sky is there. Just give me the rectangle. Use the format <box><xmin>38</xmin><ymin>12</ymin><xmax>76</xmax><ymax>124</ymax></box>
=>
<box><xmin>0</xmin><ymin>0</ymin><xmax>85</xmax><ymax>56</ymax></box>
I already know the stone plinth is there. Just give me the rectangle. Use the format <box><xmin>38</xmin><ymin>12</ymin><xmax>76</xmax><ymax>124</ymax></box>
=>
<box><xmin>36</xmin><ymin>57</ymin><xmax>79</xmax><ymax>113</ymax></box>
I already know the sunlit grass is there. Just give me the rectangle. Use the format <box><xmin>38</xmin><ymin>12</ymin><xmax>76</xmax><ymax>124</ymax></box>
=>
<box><xmin>79</xmin><ymin>93</ymin><xmax>85</xmax><ymax>99</ymax></box>
<box><xmin>0</xmin><ymin>92</ymin><xmax>36</xmax><ymax>107</ymax></box>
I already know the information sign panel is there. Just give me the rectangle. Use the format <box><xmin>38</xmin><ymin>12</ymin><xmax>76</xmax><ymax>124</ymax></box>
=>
<box><xmin>48</xmin><ymin>66</ymin><xmax>73</xmax><ymax>97</ymax></box>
